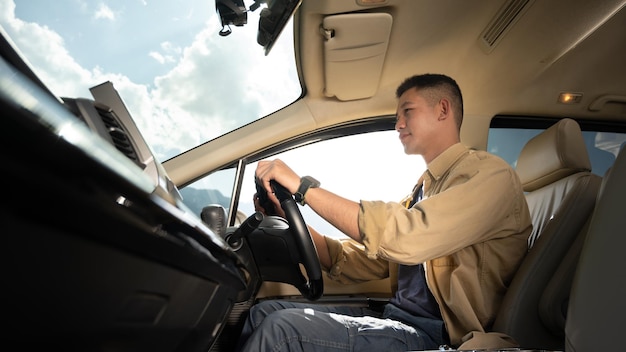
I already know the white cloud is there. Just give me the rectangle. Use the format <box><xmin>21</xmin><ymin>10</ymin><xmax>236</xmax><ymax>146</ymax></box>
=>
<box><xmin>148</xmin><ymin>51</ymin><xmax>165</xmax><ymax>64</ymax></box>
<box><xmin>1</xmin><ymin>0</ymin><xmax>299</xmax><ymax>161</ymax></box>
<box><xmin>149</xmin><ymin>15</ymin><xmax>274</xmax><ymax>141</ymax></box>
<box><xmin>160</xmin><ymin>41</ymin><xmax>181</xmax><ymax>55</ymax></box>
<box><xmin>148</xmin><ymin>41</ymin><xmax>181</xmax><ymax>64</ymax></box>
<box><xmin>0</xmin><ymin>4</ymin><xmax>92</xmax><ymax>98</ymax></box>
<box><xmin>94</xmin><ymin>3</ymin><xmax>115</xmax><ymax>21</ymax></box>
<box><xmin>0</xmin><ymin>1</ymin><xmax>15</xmax><ymax>24</ymax></box>
<box><xmin>148</xmin><ymin>51</ymin><xmax>176</xmax><ymax>64</ymax></box>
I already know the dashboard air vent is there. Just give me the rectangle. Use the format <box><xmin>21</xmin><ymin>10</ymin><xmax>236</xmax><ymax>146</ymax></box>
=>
<box><xmin>94</xmin><ymin>104</ymin><xmax>140</xmax><ymax>163</ymax></box>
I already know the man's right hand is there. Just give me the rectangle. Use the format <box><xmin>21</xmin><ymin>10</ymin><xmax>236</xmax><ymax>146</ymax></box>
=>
<box><xmin>255</xmin><ymin>159</ymin><xmax>301</xmax><ymax>196</ymax></box>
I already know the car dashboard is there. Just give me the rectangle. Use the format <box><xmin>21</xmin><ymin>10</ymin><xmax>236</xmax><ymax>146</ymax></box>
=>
<box><xmin>1</xmin><ymin>33</ymin><xmax>248</xmax><ymax>351</ymax></box>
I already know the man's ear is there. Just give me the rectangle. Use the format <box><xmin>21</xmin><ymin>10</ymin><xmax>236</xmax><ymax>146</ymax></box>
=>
<box><xmin>438</xmin><ymin>98</ymin><xmax>451</xmax><ymax>120</ymax></box>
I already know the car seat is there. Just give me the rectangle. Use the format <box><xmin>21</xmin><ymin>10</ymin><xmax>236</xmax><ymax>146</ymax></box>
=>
<box><xmin>564</xmin><ymin>144</ymin><xmax>626</xmax><ymax>351</ymax></box>
<box><xmin>492</xmin><ymin>118</ymin><xmax>602</xmax><ymax>349</ymax></box>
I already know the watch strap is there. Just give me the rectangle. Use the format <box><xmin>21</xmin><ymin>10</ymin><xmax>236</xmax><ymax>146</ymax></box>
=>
<box><xmin>294</xmin><ymin>176</ymin><xmax>320</xmax><ymax>206</ymax></box>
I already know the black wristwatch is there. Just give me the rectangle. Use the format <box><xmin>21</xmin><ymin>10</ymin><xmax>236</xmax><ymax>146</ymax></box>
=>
<box><xmin>294</xmin><ymin>176</ymin><xmax>320</xmax><ymax>206</ymax></box>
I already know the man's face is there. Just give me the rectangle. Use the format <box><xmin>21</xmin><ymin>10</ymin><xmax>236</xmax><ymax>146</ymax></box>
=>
<box><xmin>395</xmin><ymin>88</ymin><xmax>439</xmax><ymax>155</ymax></box>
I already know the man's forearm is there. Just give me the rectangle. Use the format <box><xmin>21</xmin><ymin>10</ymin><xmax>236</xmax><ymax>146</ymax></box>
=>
<box><xmin>304</xmin><ymin>187</ymin><xmax>362</xmax><ymax>243</ymax></box>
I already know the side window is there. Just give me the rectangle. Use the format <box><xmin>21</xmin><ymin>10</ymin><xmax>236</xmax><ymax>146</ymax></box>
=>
<box><xmin>179</xmin><ymin>168</ymin><xmax>237</xmax><ymax>220</ymax></box>
<box><xmin>488</xmin><ymin>125</ymin><xmax>626</xmax><ymax>177</ymax></box>
<box><xmin>487</xmin><ymin>128</ymin><xmax>542</xmax><ymax>169</ymax></box>
<box><xmin>240</xmin><ymin>130</ymin><xmax>427</xmax><ymax>239</ymax></box>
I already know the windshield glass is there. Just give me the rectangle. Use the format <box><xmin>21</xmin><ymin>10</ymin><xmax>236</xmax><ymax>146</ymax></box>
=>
<box><xmin>0</xmin><ymin>0</ymin><xmax>301</xmax><ymax>161</ymax></box>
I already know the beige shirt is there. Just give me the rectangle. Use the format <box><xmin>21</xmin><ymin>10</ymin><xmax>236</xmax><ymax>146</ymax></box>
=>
<box><xmin>324</xmin><ymin>143</ymin><xmax>532</xmax><ymax>348</ymax></box>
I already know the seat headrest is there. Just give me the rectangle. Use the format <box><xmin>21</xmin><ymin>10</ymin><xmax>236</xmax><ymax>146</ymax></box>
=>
<box><xmin>517</xmin><ymin>118</ymin><xmax>591</xmax><ymax>192</ymax></box>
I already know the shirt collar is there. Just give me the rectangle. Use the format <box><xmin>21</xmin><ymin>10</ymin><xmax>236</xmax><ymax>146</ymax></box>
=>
<box><xmin>425</xmin><ymin>143</ymin><xmax>470</xmax><ymax>181</ymax></box>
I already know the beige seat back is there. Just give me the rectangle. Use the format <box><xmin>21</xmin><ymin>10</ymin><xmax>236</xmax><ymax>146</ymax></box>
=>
<box><xmin>492</xmin><ymin>118</ymin><xmax>602</xmax><ymax>349</ymax></box>
<box><xmin>565</xmin><ymin>146</ymin><xmax>626</xmax><ymax>351</ymax></box>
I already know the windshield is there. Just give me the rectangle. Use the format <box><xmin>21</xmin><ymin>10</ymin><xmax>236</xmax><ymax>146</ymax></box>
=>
<box><xmin>0</xmin><ymin>0</ymin><xmax>301</xmax><ymax>162</ymax></box>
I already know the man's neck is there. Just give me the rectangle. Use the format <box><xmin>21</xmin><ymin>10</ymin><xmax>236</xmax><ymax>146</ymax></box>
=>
<box><xmin>423</xmin><ymin>139</ymin><xmax>460</xmax><ymax>164</ymax></box>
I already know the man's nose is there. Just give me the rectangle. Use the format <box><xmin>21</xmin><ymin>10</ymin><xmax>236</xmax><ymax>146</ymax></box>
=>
<box><xmin>395</xmin><ymin>115</ymin><xmax>405</xmax><ymax>130</ymax></box>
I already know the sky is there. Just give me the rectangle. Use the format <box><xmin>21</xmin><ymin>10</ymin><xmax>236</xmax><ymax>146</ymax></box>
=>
<box><xmin>0</xmin><ymin>0</ymin><xmax>300</xmax><ymax>160</ymax></box>
<box><xmin>10</xmin><ymin>0</ymin><xmax>211</xmax><ymax>85</ymax></box>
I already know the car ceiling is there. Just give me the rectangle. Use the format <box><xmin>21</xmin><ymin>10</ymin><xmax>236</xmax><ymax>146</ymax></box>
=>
<box><xmin>164</xmin><ymin>0</ymin><xmax>626</xmax><ymax>186</ymax></box>
<box><xmin>299</xmin><ymin>0</ymin><xmax>626</xmax><ymax>121</ymax></box>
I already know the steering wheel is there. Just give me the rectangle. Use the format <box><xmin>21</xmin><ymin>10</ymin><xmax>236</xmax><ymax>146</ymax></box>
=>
<box><xmin>254</xmin><ymin>180</ymin><xmax>324</xmax><ymax>301</ymax></box>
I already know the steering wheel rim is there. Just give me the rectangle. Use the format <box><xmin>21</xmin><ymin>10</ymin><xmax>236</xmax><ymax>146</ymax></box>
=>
<box><xmin>266</xmin><ymin>180</ymin><xmax>323</xmax><ymax>300</ymax></box>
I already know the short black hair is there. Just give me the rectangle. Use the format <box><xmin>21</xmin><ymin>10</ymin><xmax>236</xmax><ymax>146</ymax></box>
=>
<box><xmin>396</xmin><ymin>74</ymin><xmax>464</xmax><ymax>128</ymax></box>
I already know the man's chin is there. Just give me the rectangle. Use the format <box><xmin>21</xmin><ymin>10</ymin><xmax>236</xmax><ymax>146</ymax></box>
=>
<box><xmin>402</xmin><ymin>145</ymin><xmax>415</xmax><ymax>154</ymax></box>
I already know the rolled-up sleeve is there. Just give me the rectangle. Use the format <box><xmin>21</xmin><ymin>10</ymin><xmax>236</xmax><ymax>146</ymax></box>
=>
<box><xmin>358</xmin><ymin>149</ymin><xmax>528</xmax><ymax>265</ymax></box>
<box><xmin>324</xmin><ymin>236</ymin><xmax>389</xmax><ymax>284</ymax></box>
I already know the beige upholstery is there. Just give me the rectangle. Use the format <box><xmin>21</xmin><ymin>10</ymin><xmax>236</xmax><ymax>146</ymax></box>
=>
<box><xmin>518</xmin><ymin>118</ymin><xmax>598</xmax><ymax>249</ymax></box>
<box><xmin>565</xmin><ymin>148</ymin><xmax>626</xmax><ymax>351</ymax></box>
<box><xmin>517</xmin><ymin>118</ymin><xmax>591</xmax><ymax>193</ymax></box>
<box><xmin>492</xmin><ymin>119</ymin><xmax>602</xmax><ymax>349</ymax></box>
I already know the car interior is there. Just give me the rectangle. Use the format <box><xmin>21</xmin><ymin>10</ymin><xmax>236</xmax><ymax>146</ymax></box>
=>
<box><xmin>492</xmin><ymin>118</ymin><xmax>603</xmax><ymax>350</ymax></box>
<box><xmin>2</xmin><ymin>0</ymin><xmax>625</xmax><ymax>351</ymax></box>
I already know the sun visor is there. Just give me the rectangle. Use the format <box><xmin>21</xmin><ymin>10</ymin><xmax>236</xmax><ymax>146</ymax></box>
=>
<box><xmin>322</xmin><ymin>13</ymin><xmax>392</xmax><ymax>101</ymax></box>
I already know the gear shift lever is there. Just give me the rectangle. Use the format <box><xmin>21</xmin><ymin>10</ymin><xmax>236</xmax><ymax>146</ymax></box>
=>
<box><xmin>201</xmin><ymin>204</ymin><xmax>227</xmax><ymax>238</ymax></box>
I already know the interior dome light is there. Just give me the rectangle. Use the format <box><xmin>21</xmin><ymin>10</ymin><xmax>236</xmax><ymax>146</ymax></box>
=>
<box><xmin>558</xmin><ymin>92</ymin><xmax>583</xmax><ymax>104</ymax></box>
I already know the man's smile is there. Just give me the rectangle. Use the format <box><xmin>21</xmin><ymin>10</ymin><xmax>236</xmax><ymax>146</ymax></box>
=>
<box><xmin>399</xmin><ymin>132</ymin><xmax>411</xmax><ymax>144</ymax></box>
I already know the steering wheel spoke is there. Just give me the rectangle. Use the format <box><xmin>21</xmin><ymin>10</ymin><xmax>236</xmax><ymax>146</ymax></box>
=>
<box><xmin>246</xmin><ymin>180</ymin><xmax>324</xmax><ymax>300</ymax></box>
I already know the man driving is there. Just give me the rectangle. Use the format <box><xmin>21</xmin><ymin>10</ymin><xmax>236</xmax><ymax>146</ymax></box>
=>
<box><xmin>238</xmin><ymin>73</ymin><xmax>532</xmax><ymax>351</ymax></box>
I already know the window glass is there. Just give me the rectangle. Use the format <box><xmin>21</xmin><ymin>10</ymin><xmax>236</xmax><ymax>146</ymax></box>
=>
<box><xmin>487</xmin><ymin>128</ymin><xmax>542</xmax><ymax>169</ymax></box>
<box><xmin>239</xmin><ymin>130</ymin><xmax>427</xmax><ymax>239</ymax></box>
<box><xmin>179</xmin><ymin>168</ymin><xmax>236</xmax><ymax>219</ymax></box>
<box><xmin>2</xmin><ymin>1</ymin><xmax>301</xmax><ymax>162</ymax></box>
<box><xmin>181</xmin><ymin>130</ymin><xmax>427</xmax><ymax>239</ymax></box>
